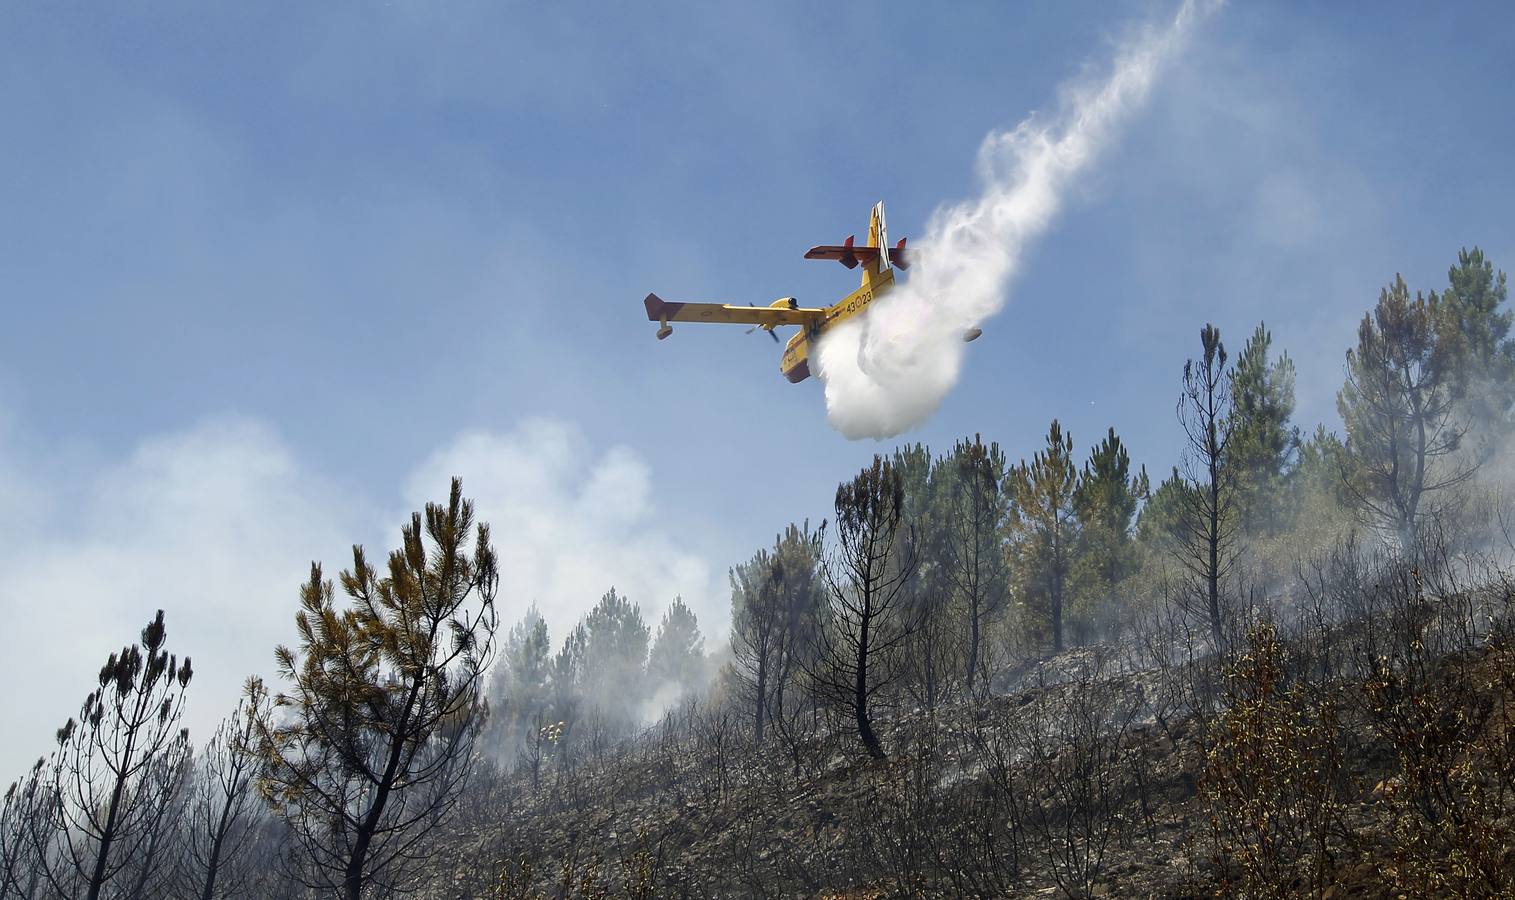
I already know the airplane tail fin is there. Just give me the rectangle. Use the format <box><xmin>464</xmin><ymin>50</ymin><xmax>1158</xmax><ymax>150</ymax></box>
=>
<box><xmin>803</xmin><ymin>202</ymin><xmax>911</xmax><ymax>270</ymax></box>
<box><xmin>868</xmin><ymin>201</ymin><xmax>890</xmax><ymax>271</ymax></box>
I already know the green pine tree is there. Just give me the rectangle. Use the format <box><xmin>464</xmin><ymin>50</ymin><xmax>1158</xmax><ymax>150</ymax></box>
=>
<box><xmin>580</xmin><ymin>588</ymin><xmax>650</xmax><ymax>729</ymax></box>
<box><xmin>1008</xmin><ymin>420</ymin><xmax>1080</xmax><ymax>654</ymax></box>
<box><xmin>647</xmin><ymin>596</ymin><xmax>705</xmax><ymax>695</ymax></box>
<box><xmin>893</xmin><ymin>442</ymin><xmax>953</xmax><ymax>710</ymax></box>
<box><xmin>1338</xmin><ymin>275</ymin><xmax>1472</xmax><ymax>546</ymax></box>
<box><xmin>1071</xmin><ymin>428</ymin><xmax>1147</xmax><ymax>642</ymax></box>
<box><xmin>1440</xmin><ymin>247</ymin><xmax>1514</xmax><ymax>455</ymax></box>
<box><xmin>485</xmin><ymin>604</ymin><xmax>552</xmax><ymax>760</ymax></box>
<box><xmin>940</xmin><ymin>434</ymin><xmax>1011</xmax><ymax>696</ymax></box>
<box><xmin>1228</xmin><ymin>323</ymin><xmax>1299</xmax><ymax>534</ymax></box>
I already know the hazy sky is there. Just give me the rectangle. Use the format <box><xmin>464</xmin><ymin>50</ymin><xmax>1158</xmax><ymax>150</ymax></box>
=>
<box><xmin>2</xmin><ymin>2</ymin><xmax>1513</xmax><ymax>776</ymax></box>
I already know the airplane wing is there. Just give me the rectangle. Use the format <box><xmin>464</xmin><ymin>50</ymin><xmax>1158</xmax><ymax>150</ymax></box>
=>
<box><xmin>644</xmin><ymin>293</ymin><xmax>827</xmax><ymax>327</ymax></box>
<box><xmin>805</xmin><ymin>237</ymin><xmax>912</xmax><ymax>270</ymax></box>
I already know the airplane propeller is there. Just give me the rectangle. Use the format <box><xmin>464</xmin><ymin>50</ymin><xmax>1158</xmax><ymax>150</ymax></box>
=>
<box><xmin>741</xmin><ymin>302</ymin><xmax>781</xmax><ymax>343</ymax></box>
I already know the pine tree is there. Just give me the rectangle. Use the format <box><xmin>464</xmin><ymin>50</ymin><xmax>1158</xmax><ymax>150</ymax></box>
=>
<box><xmin>0</xmin><ymin>759</ymin><xmax>49</xmax><ymax>898</ymax></box>
<box><xmin>580</xmin><ymin>588</ymin><xmax>651</xmax><ymax>730</ymax></box>
<box><xmin>36</xmin><ymin>610</ymin><xmax>193</xmax><ymax>900</ymax></box>
<box><xmin>647</xmin><ymin>596</ymin><xmax>705</xmax><ymax>699</ymax></box>
<box><xmin>1292</xmin><ymin>425</ymin><xmax>1347</xmax><ymax>506</ymax></box>
<box><xmin>549</xmin><ymin>622</ymin><xmax>587</xmax><ymax>740</ymax></box>
<box><xmin>1008</xmin><ymin>420</ymin><xmax>1080</xmax><ymax>654</ymax></box>
<box><xmin>485</xmin><ymin>604</ymin><xmax>552</xmax><ymax>763</ymax></box>
<box><xmin>1134</xmin><ymin>467</ymin><xmax>1188</xmax><ymax>550</ymax></box>
<box><xmin>1177</xmin><ymin>324</ymin><xmax>1237</xmax><ymax>650</ymax></box>
<box><xmin>730</xmin><ymin>547</ymin><xmax>781</xmax><ymax>743</ymax></box>
<box><xmin>1286</xmin><ymin>425</ymin><xmax>1354</xmax><ymax>549</ymax></box>
<box><xmin>181</xmin><ymin>686</ymin><xmax>276</xmax><ymax>900</ymax></box>
<box><xmin>940</xmin><ymin>434</ymin><xmax>1010</xmax><ymax>696</ymax></box>
<box><xmin>1071</xmin><ymin>428</ymin><xmax>1147</xmax><ymax>642</ymax></box>
<box><xmin>767</xmin><ymin>522</ymin><xmax>825</xmax><ymax>736</ymax></box>
<box><xmin>815</xmin><ymin>456</ymin><xmax>918</xmax><ymax>759</ymax></box>
<box><xmin>893</xmin><ymin>442</ymin><xmax>951</xmax><ymax>711</ymax></box>
<box><xmin>252</xmin><ymin>478</ymin><xmax>498</xmax><ymax>900</ymax></box>
<box><xmin>501</xmin><ymin>606</ymin><xmax>552</xmax><ymax>712</ymax></box>
<box><xmin>1440</xmin><ymin>247</ymin><xmax>1514</xmax><ymax>455</ymax></box>
<box><xmin>731</xmin><ymin>525</ymin><xmax>826</xmax><ymax>745</ymax></box>
<box><xmin>1338</xmin><ymin>276</ymin><xmax>1473</xmax><ymax>546</ymax></box>
<box><xmin>1228</xmin><ymin>323</ymin><xmax>1298</xmax><ymax>534</ymax></box>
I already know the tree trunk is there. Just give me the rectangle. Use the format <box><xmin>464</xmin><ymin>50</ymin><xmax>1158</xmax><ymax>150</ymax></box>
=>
<box><xmin>127</xmin><ymin>818</ymin><xmax>164</xmax><ymax>900</ymax></box>
<box><xmin>854</xmin><ymin>605</ymin><xmax>884</xmax><ymax>760</ymax></box>
<box><xmin>1208</xmin><ymin>444</ymin><xmax>1223</xmax><ymax>651</ymax></box>
<box><xmin>856</xmin><ymin>701</ymin><xmax>884</xmax><ymax>760</ymax></box>
<box><xmin>966</xmin><ymin>600</ymin><xmax>981</xmax><ymax>696</ymax></box>
<box><xmin>1052</xmin><ymin>557</ymin><xmax>1065</xmax><ymax>654</ymax></box>
<box><xmin>87</xmin><ymin>738</ymin><xmax>134</xmax><ymax>900</ymax></box>
<box><xmin>345</xmin><ymin>672</ymin><xmax>425</xmax><ymax>900</ymax></box>
<box><xmin>753</xmin><ymin>654</ymin><xmax>767</xmax><ymax>744</ymax></box>
<box><xmin>199</xmin><ymin>791</ymin><xmax>235</xmax><ymax>900</ymax></box>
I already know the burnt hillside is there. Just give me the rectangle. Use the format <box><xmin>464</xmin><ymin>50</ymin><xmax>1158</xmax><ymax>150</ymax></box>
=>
<box><xmin>415</xmin><ymin>544</ymin><xmax>1515</xmax><ymax>898</ymax></box>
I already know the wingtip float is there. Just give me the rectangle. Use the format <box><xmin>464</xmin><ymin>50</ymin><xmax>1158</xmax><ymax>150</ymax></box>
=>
<box><xmin>644</xmin><ymin>201</ymin><xmax>981</xmax><ymax>384</ymax></box>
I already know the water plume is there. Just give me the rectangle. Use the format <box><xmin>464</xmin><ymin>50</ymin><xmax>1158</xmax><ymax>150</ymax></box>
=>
<box><xmin>816</xmin><ymin>0</ymin><xmax>1215</xmax><ymax>440</ymax></box>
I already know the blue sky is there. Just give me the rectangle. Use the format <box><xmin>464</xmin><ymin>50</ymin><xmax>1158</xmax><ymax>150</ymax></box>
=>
<box><xmin>2</xmin><ymin>2</ymin><xmax>1513</xmax><ymax>774</ymax></box>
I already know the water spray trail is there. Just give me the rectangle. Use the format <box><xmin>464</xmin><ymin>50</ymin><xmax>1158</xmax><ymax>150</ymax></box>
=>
<box><xmin>816</xmin><ymin>0</ymin><xmax>1215</xmax><ymax>440</ymax></box>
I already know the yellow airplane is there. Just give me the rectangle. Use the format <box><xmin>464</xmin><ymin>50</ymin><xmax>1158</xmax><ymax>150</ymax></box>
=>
<box><xmin>644</xmin><ymin>201</ymin><xmax>980</xmax><ymax>383</ymax></box>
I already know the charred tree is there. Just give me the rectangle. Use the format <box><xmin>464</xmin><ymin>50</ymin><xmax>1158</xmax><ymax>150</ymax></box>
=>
<box><xmin>733</xmin><ymin>523</ymin><xmax>823</xmax><ymax>746</ymax></box>
<box><xmin>30</xmin><ymin>610</ymin><xmax>193</xmax><ymax>900</ymax></box>
<box><xmin>767</xmin><ymin>522</ymin><xmax>825</xmax><ymax>735</ymax></box>
<box><xmin>730</xmin><ymin>548</ymin><xmax>781</xmax><ymax>743</ymax></box>
<box><xmin>178</xmin><ymin>688</ymin><xmax>274</xmax><ymax>900</ymax></box>
<box><xmin>1177</xmin><ymin>324</ymin><xmax>1237</xmax><ymax>651</ymax></box>
<box><xmin>814</xmin><ymin>456</ymin><xmax>919</xmax><ymax>760</ymax></box>
<box><xmin>0</xmin><ymin>759</ymin><xmax>50</xmax><ymax>898</ymax></box>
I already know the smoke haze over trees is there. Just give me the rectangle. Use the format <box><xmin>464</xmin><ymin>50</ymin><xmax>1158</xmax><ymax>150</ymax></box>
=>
<box><xmin>6</xmin><ymin>247</ymin><xmax>1515</xmax><ymax>894</ymax></box>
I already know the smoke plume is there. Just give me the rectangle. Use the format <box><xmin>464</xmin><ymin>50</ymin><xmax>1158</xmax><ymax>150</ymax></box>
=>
<box><xmin>816</xmin><ymin>1</ymin><xmax>1214</xmax><ymax>440</ymax></box>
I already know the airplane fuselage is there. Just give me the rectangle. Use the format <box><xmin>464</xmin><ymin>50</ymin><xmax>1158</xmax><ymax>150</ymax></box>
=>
<box><xmin>780</xmin><ymin>255</ymin><xmax>896</xmax><ymax>383</ymax></box>
<box><xmin>644</xmin><ymin>201</ymin><xmax>922</xmax><ymax>382</ymax></box>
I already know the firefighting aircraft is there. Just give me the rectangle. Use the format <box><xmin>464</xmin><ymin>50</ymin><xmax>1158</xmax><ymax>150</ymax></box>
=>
<box><xmin>643</xmin><ymin>201</ymin><xmax>980</xmax><ymax>383</ymax></box>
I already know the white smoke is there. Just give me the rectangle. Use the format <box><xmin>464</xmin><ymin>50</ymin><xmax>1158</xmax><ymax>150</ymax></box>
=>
<box><xmin>816</xmin><ymin>1</ymin><xmax>1215</xmax><ymax>440</ymax></box>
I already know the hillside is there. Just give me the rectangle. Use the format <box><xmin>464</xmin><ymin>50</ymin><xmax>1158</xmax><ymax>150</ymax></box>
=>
<box><xmin>414</xmin><ymin>575</ymin><xmax>1515</xmax><ymax>898</ymax></box>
